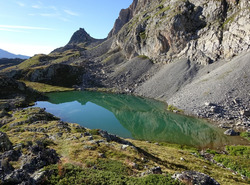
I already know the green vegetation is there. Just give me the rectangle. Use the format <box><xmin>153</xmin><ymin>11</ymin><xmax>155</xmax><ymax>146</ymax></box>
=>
<box><xmin>240</xmin><ymin>132</ymin><xmax>250</xmax><ymax>141</ymax></box>
<box><xmin>51</xmin><ymin>50</ymin><xmax>80</xmax><ymax>64</ymax></box>
<box><xmin>138</xmin><ymin>55</ymin><xmax>149</xmax><ymax>60</ymax></box>
<box><xmin>85</xmin><ymin>87</ymin><xmax>118</xmax><ymax>93</ymax></box>
<box><xmin>167</xmin><ymin>105</ymin><xmax>183</xmax><ymax>113</ymax></box>
<box><xmin>21</xmin><ymin>80</ymin><xmax>74</xmax><ymax>93</ymax></box>
<box><xmin>44</xmin><ymin>163</ymin><xmax>181</xmax><ymax>185</ymax></box>
<box><xmin>139</xmin><ymin>31</ymin><xmax>147</xmax><ymax>40</ymax></box>
<box><xmin>154</xmin><ymin>5</ymin><xmax>171</xmax><ymax>17</ymax></box>
<box><xmin>214</xmin><ymin>146</ymin><xmax>250</xmax><ymax>178</ymax></box>
<box><xmin>16</xmin><ymin>50</ymin><xmax>80</xmax><ymax>70</ymax></box>
<box><xmin>17</xmin><ymin>54</ymin><xmax>45</xmax><ymax>70</ymax></box>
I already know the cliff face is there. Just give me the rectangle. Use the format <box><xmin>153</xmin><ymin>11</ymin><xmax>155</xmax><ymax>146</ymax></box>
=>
<box><xmin>111</xmin><ymin>0</ymin><xmax>250</xmax><ymax>64</ymax></box>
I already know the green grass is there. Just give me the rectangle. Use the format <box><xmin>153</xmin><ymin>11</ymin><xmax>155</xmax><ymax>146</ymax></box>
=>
<box><xmin>21</xmin><ymin>80</ymin><xmax>74</xmax><ymax>93</ymax></box>
<box><xmin>17</xmin><ymin>54</ymin><xmax>45</xmax><ymax>70</ymax></box>
<box><xmin>167</xmin><ymin>105</ymin><xmax>183</xmax><ymax>113</ymax></box>
<box><xmin>139</xmin><ymin>31</ymin><xmax>147</xmax><ymax>40</ymax></box>
<box><xmin>154</xmin><ymin>5</ymin><xmax>171</xmax><ymax>17</ymax></box>
<box><xmin>240</xmin><ymin>132</ymin><xmax>250</xmax><ymax>141</ymax></box>
<box><xmin>138</xmin><ymin>55</ymin><xmax>149</xmax><ymax>60</ymax></box>
<box><xmin>214</xmin><ymin>146</ymin><xmax>250</xmax><ymax>178</ymax></box>
<box><xmin>44</xmin><ymin>163</ymin><xmax>181</xmax><ymax>185</ymax></box>
<box><xmin>51</xmin><ymin>51</ymin><xmax>80</xmax><ymax>64</ymax></box>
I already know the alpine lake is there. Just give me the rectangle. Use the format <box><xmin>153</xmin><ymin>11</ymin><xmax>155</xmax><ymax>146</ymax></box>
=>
<box><xmin>33</xmin><ymin>91</ymin><xmax>249</xmax><ymax>150</ymax></box>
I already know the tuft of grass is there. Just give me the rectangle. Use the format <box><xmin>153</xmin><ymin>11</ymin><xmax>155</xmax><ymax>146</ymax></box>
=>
<box><xmin>139</xmin><ymin>31</ymin><xmax>147</xmax><ymax>40</ymax></box>
<box><xmin>167</xmin><ymin>105</ymin><xmax>183</xmax><ymax>113</ymax></box>
<box><xmin>138</xmin><ymin>55</ymin><xmax>149</xmax><ymax>60</ymax></box>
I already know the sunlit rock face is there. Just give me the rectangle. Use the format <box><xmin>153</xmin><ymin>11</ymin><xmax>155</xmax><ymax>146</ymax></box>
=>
<box><xmin>110</xmin><ymin>0</ymin><xmax>250</xmax><ymax>65</ymax></box>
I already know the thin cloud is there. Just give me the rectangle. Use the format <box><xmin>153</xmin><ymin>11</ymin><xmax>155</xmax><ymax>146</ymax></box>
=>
<box><xmin>0</xmin><ymin>25</ymin><xmax>53</xmax><ymax>31</ymax></box>
<box><xmin>64</xmin><ymin>9</ymin><xmax>79</xmax><ymax>16</ymax></box>
<box><xmin>16</xmin><ymin>2</ymin><xmax>25</xmax><ymax>7</ymax></box>
<box><xmin>40</xmin><ymin>13</ymin><xmax>58</xmax><ymax>17</ymax></box>
<box><xmin>49</xmin><ymin>6</ymin><xmax>58</xmax><ymax>11</ymax></box>
<box><xmin>32</xmin><ymin>5</ymin><xmax>42</xmax><ymax>9</ymax></box>
<box><xmin>0</xmin><ymin>28</ymin><xmax>29</xmax><ymax>33</ymax></box>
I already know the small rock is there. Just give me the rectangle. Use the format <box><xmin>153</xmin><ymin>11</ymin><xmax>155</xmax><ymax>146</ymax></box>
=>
<box><xmin>98</xmin><ymin>153</ymin><xmax>106</xmax><ymax>158</ymax></box>
<box><xmin>121</xmin><ymin>145</ymin><xmax>129</xmax><ymax>150</ymax></box>
<box><xmin>87</xmin><ymin>136</ymin><xmax>93</xmax><ymax>141</ymax></box>
<box><xmin>224</xmin><ymin>129</ymin><xmax>239</xmax><ymax>136</ymax></box>
<box><xmin>233</xmin><ymin>98</ymin><xmax>240</xmax><ymax>104</ymax></box>
<box><xmin>180</xmin><ymin>157</ymin><xmax>185</xmax><ymax>161</ymax></box>
<box><xmin>205</xmin><ymin>102</ymin><xmax>213</xmax><ymax>106</ymax></box>
<box><xmin>150</xmin><ymin>166</ymin><xmax>162</xmax><ymax>174</ymax></box>
<box><xmin>240</xmin><ymin>110</ymin><xmax>250</xmax><ymax>117</ymax></box>
<box><xmin>83</xmin><ymin>145</ymin><xmax>96</xmax><ymax>150</ymax></box>
<box><xmin>83</xmin><ymin>132</ymin><xmax>91</xmax><ymax>137</ymax></box>
<box><xmin>129</xmin><ymin>162</ymin><xmax>138</xmax><ymax>169</ymax></box>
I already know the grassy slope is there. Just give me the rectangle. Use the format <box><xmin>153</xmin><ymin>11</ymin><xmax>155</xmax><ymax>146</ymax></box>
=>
<box><xmin>21</xmin><ymin>80</ymin><xmax>74</xmax><ymax>93</ymax></box>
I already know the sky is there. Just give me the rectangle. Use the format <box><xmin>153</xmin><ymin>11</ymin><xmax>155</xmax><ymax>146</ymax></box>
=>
<box><xmin>0</xmin><ymin>0</ymin><xmax>132</xmax><ymax>56</ymax></box>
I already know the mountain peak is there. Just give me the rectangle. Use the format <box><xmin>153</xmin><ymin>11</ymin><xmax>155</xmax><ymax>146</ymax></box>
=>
<box><xmin>67</xmin><ymin>28</ymin><xmax>94</xmax><ymax>45</ymax></box>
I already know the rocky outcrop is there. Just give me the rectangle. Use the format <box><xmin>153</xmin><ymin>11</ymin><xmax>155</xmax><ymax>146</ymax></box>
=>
<box><xmin>24</xmin><ymin>64</ymin><xmax>84</xmax><ymax>87</ymax></box>
<box><xmin>0</xmin><ymin>141</ymin><xmax>59</xmax><ymax>185</ymax></box>
<box><xmin>0</xmin><ymin>75</ymin><xmax>43</xmax><ymax>110</ymax></box>
<box><xmin>110</xmin><ymin>0</ymin><xmax>249</xmax><ymax>64</ymax></box>
<box><xmin>172</xmin><ymin>171</ymin><xmax>220</xmax><ymax>185</ymax></box>
<box><xmin>0</xmin><ymin>131</ymin><xmax>13</xmax><ymax>152</ymax></box>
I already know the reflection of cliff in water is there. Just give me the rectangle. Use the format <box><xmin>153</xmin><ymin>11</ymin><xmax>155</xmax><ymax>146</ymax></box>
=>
<box><xmin>46</xmin><ymin>91</ymin><xmax>238</xmax><ymax>148</ymax></box>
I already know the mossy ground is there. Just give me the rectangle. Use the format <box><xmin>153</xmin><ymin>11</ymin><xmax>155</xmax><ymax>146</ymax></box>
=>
<box><xmin>0</xmin><ymin>107</ymin><xmax>249</xmax><ymax>184</ymax></box>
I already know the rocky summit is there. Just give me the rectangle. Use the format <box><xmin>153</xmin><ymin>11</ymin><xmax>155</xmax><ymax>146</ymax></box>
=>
<box><xmin>0</xmin><ymin>0</ymin><xmax>250</xmax><ymax>184</ymax></box>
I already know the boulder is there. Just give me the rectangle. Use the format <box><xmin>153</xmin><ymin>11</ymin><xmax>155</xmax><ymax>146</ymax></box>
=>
<box><xmin>98</xmin><ymin>130</ymin><xmax>134</xmax><ymax>146</ymax></box>
<box><xmin>21</xmin><ymin>145</ymin><xmax>59</xmax><ymax>173</ymax></box>
<box><xmin>172</xmin><ymin>171</ymin><xmax>220</xmax><ymax>185</ymax></box>
<box><xmin>224</xmin><ymin>129</ymin><xmax>239</xmax><ymax>136</ymax></box>
<box><xmin>4</xmin><ymin>169</ymin><xmax>33</xmax><ymax>185</ymax></box>
<box><xmin>0</xmin><ymin>131</ymin><xmax>13</xmax><ymax>152</ymax></box>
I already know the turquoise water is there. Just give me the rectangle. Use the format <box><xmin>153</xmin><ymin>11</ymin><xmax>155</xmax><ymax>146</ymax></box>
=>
<box><xmin>34</xmin><ymin>91</ymin><xmax>248</xmax><ymax>149</ymax></box>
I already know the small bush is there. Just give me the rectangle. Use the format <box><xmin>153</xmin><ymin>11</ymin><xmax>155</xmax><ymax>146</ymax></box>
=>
<box><xmin>89</xmin><ymin>129</ymin><xmax>100</xmax><ymax>135</ymax></box>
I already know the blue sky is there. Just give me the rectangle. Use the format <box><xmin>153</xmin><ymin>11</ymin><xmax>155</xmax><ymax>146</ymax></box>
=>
<box><xmin>0</xmin><ymin>0</ymin><xmax>132</xmax><ymax>56</ymax></box>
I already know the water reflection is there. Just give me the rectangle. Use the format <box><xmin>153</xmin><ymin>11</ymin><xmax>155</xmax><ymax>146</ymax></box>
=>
<box><xmin>34</xmin><ymin>91</ymin><xmax>248</xmax><ymax>149</ymax></box>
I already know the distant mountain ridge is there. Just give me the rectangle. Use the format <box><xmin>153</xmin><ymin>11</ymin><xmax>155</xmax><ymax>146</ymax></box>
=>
<box><xmin>0</xmin><ymin>48</ymin><xmax>30</xmax><ymax>59</ymax></box>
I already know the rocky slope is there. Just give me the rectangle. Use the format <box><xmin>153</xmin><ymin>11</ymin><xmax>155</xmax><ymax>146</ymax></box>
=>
<box><xmin>85</xmin><ymin>0</ymin><xmax>250</xmax><ymax>129</ymax></box>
